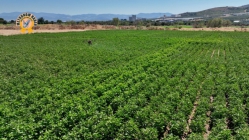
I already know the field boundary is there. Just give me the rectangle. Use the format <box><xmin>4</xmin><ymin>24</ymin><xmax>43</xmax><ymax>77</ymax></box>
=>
<box><xmin>1</xmin><ymin>25</ymin><xmax>249</xmax><ymax>36</ymax></box>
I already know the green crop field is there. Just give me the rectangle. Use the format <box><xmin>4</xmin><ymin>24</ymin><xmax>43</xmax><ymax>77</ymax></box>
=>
<box><xmin>1</xmin><ymin>30</ymin><xmax>249</xmax><ymax>139</ymax></box>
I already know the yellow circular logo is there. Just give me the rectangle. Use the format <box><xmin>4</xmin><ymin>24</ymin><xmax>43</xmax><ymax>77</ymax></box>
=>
<box><xmin>16</xmin><ymin>13</ymin><xmax>37</xmax><ymax>34</ymax></box>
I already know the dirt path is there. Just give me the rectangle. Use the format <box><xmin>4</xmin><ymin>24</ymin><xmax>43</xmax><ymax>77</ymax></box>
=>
<box><xmin>182</xmin><ymin>81</ymin><xmax>204</xmax><ymax>140</ymax></box>
<box><xmin>182</xmin><ymin>98</ymin><xmax>199</xmax><ymax>140</ymax></box>
<box><xmin>0</xmin><ymin>29</ymin><xmax>88</xmax><ymax>36</ymax></box>
<box><xmin>1</xmin><ymin>26</ymin><xmax>248</xmax><ymax>36</ymax></box>
<box><xmin>180</xmin><ymin>27</ymin><xmax>248</xmax><ymax>32</ymax></box>
<box><xmin>163</xmin><ymin>125</ymin><xmax>170</xmax><ymax>138</ymax></box>
<box><xmin>204</xmin><ymin>96</ymin><xmax>214</xmax><ymax>140</ymax></box>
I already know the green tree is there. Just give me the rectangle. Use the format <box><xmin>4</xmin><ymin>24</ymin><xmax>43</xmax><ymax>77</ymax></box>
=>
<box><xmin>66</xmin><ymin>20</ymin><xmax>76</xmax><ymax>25</ymax></box>
<box><xmin>3</xmin><ymin>20</ymin><xmax>7</xmax><ymax>25</ymax></box>
<box><xmin>136</xmin><ymin>20</ymin><xmax>143</xmax><ymax>26</ymax></box>
<box><xmin>153</xmin><ymin>21</ymin><xmax>160</xmax><ymax>26</ymax></box>
<box><xmin>38</xmin><ymin>17</ymin><xmax>45</xmax><ymax>24</ymax></box>
<box><xmin>146</xmin><ymin>22</ymin><xmax>151</xmax><ymax>27</ymax></box>
<box><xmin>193</xmin><ymin>21</ymin><xmax>204</xmax><ymax>28</ymax></box>
<box><xmin>10</xmin><ymin>20</ymin><xmax>15</xmax><ymax>24</ymax></box>
<box><xmin>0</xmin><ymin>18</ymin><xmax>4</xmax><ymax>24</ymax></box>
<box><xmin>112</xmin><ymin>18</ymin><xmax>120</xmax><ymax>26</ymax></box>
<box><xmin>177</xmin><ymin>21</ymin><xmax>184</xmax><ymax>25</ymax></box>
<box><xmin>78</xmin><ymin>20</ymin><xmax>84</xmax><ymax>25</ymax></box>
<box><xmin>207</xmin><ymin>18</ymin><xmax>224</xmax><ymax>28</ymax></box>
<box><xmin>57</xmin><ymin>19</ymin><xmax>62</xmax><ymax>24</ymax></box>
<box><xmin>222</xmin><ymin>20</ymin><xmax>232</xmax><ymax>27</ymax></box>
<box><xmin>44</xmin><ymin>20</ymin><xmax>49</xmax><ymax>24</ymax></box>
<box><xmin>120</xmin><ymin>20</ymin><xmax>129</xmax><ymax>26</ymax></box>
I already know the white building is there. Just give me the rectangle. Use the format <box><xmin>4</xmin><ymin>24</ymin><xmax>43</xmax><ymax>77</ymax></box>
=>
<box><xmin>171</xmin><ymin>14</ymin><xmax>182</xmax><ymax>18</ymax></box>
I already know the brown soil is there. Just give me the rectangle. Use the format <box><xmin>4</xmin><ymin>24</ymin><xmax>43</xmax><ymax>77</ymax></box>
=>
<box><xmin>210</xmin><ymin>96</ymin><xmax>214</xmax><ymax>103</ymax></box>
<box><xmin>0</xmin><ymin>24</ymin><xmax>248</xmax><ymax>36</ymax></box>
<box><xmin>182</xmin><ymin>82</ymin><xmax>204</xmax><ymax>140</ymax></box>
<box><xmin>180</xmin><ymin>27</ymin><xmax>248</xmax><ymax>32</ymax></box>
<box><xmin>182</xmin><ymin>99</ymin><xmax>199</xmax><ymax>140</ymax></box>
<box><xmin>0</xmin><ymin>29</ymin><xmax>89</xmax><ymax>36</ymax></box>
<box><xmin>163</xmin><ymin>125</ymin><xmax>170</xmax><ymax>138</ymax></box>
<box><xmin>204</xmin><ymin>96</ymin><xmax>214</xmax><ymax>140</ymax></box>
<box><xmin>0</xmin><ymin>24</ymin><xmax>104</xmax><ymax>36</ymax></box>
<box><xmin>211</xmin><ymin>50</ymin><xmax>215</xmax><ymax>58</ymax></box>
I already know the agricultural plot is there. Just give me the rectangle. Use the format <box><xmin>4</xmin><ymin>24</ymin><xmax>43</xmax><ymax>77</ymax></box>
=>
<box><xmin>0</xmin><ymin>30</ymin><xmax>249</xmax><ymax>139</ymax></box>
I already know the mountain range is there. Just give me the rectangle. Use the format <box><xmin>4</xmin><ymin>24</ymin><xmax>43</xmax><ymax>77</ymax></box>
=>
<box><xmin>180</xmin><ymin>4</ymin><xmax>249</xmax><ymax>17</ymax></box>
<box><xmin>1</xmin><ymin>4</ymin><xmax>249</xmax><ymax>21</ymax></box>
<box><xmin>0</xmin><ymin>12</ymin><xmax>172</xmax><ymax>21</ymax></box>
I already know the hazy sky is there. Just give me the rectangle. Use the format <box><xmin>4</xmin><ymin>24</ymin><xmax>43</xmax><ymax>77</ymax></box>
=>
<box><xmin>0</xmin><ymin>0</ymin><xmax>249</xmax><ymax>15</ymax></box>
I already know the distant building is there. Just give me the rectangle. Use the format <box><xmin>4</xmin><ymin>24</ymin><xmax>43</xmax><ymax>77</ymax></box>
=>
<box><xmin>231</xmin><ymin>12</ymin><xmax>249</xmax><ymax>16</ymax></box>
<box><xmin>129</xmin><ymin>17</ymin><xmax>133</xmax><ymax>21</ymax></box>
<box><xmin>159</xmin><ymin>15</ymin><xmax>167</xmax><ymax>20</ymax></box>
<box><xmin>136</xmin><ymin>18</ymin><xmax>146</xmax><ymax>21</ymax></box>
<box><xmin>121</xmin><ymin>19</ymin><xmax>127</xmax><ymax>21</ymax></box>
<box><xmin>129</xmin><ymin>15</ymin><xmax>136</xmax><ymax>22</ymax></box>
<box><xmin>171</xmin><ymin>14</ymin><xmax>181</xmax><ymax>18</ymax></box>
<box><xmin>141</xmin><ymin>18</ymin><xmax>146</xmax><ymax>21</ymax></box>
<box><xmin>156</xmin><ymin>16</ymin><xmax>203</xmax><ymax>23</ymax></box>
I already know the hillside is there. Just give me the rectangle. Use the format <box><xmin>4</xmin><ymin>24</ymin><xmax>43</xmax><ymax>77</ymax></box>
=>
<box><xmin>0</xmin><ymin>12</ymin><xmax>172</xmax><ymax>21</ymax></box>
<box><xmin>181</xmin><ymin>4</ymin><xmax>249</xmax><ymax>17</ymax></box>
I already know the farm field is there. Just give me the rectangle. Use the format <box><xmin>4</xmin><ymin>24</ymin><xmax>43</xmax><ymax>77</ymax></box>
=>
<box><xmin>0</xmin><ymin>30</ymin><xmax>249</xmax><ymax>139</ymax></box>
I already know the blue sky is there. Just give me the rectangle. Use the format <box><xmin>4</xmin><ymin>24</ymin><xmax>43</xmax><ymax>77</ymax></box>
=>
<box><xmin>0</xmin><ymin>0</ymin><xmax>249</xmax><ymax>15</ymax></box>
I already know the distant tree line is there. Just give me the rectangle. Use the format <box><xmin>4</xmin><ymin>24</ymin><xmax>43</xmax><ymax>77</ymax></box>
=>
<box><xmin>206</xmin><ymin>18</ymin><xmax>232</xmax><ymax>28</ymax></box>
<box><xmin>37</xmin><ymin>17</ymin><xmax>84</xmax><ymax>25</ymax></box>
<box><xmin>1</xmin><ymin>16</ymin><xmax>248</xmax><ymax>28</ymax></box>
<box><xmin>1</xmin><ymin>16</ymin><xmax>234</xmax><ymax>28</ymax></box>
<box><xmin>35</xmin><ymin>17</ymin><xmax>235</xmax><ymax>28</ymax></box>
<box><xmin>38</xmin><ymin>17</ymin><xmax>54</xmax><ymax>24</ymax></box>
<box><xmin>0</xmin><ymin>18</ymin><xmax>8</xmax><ymax>25</ymax></box>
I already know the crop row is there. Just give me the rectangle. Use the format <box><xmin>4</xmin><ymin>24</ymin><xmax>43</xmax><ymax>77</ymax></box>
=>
<box><xmin>1</xmin><ymin>31</ymin><xmax>249</xmax><ymax>139</ymax></box>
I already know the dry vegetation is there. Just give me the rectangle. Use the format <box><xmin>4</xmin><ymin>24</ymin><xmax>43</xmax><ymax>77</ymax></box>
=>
<box><xmin>0</xmin><ymin>24</ymin><xmax>248</xmax><ymax>36</ymax></box>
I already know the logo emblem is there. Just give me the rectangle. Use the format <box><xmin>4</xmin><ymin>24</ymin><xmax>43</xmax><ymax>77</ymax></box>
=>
<box><xmin>16</xmin><ymin>13</ymin><xmax>37</xmax><ymax>34</ymax></box>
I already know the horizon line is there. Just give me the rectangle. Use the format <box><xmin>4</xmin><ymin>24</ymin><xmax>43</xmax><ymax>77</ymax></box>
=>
<box><xmin>0</xmin><ymin>11</ymin><xmax>175</xmax><ymax>15</ymax></box>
